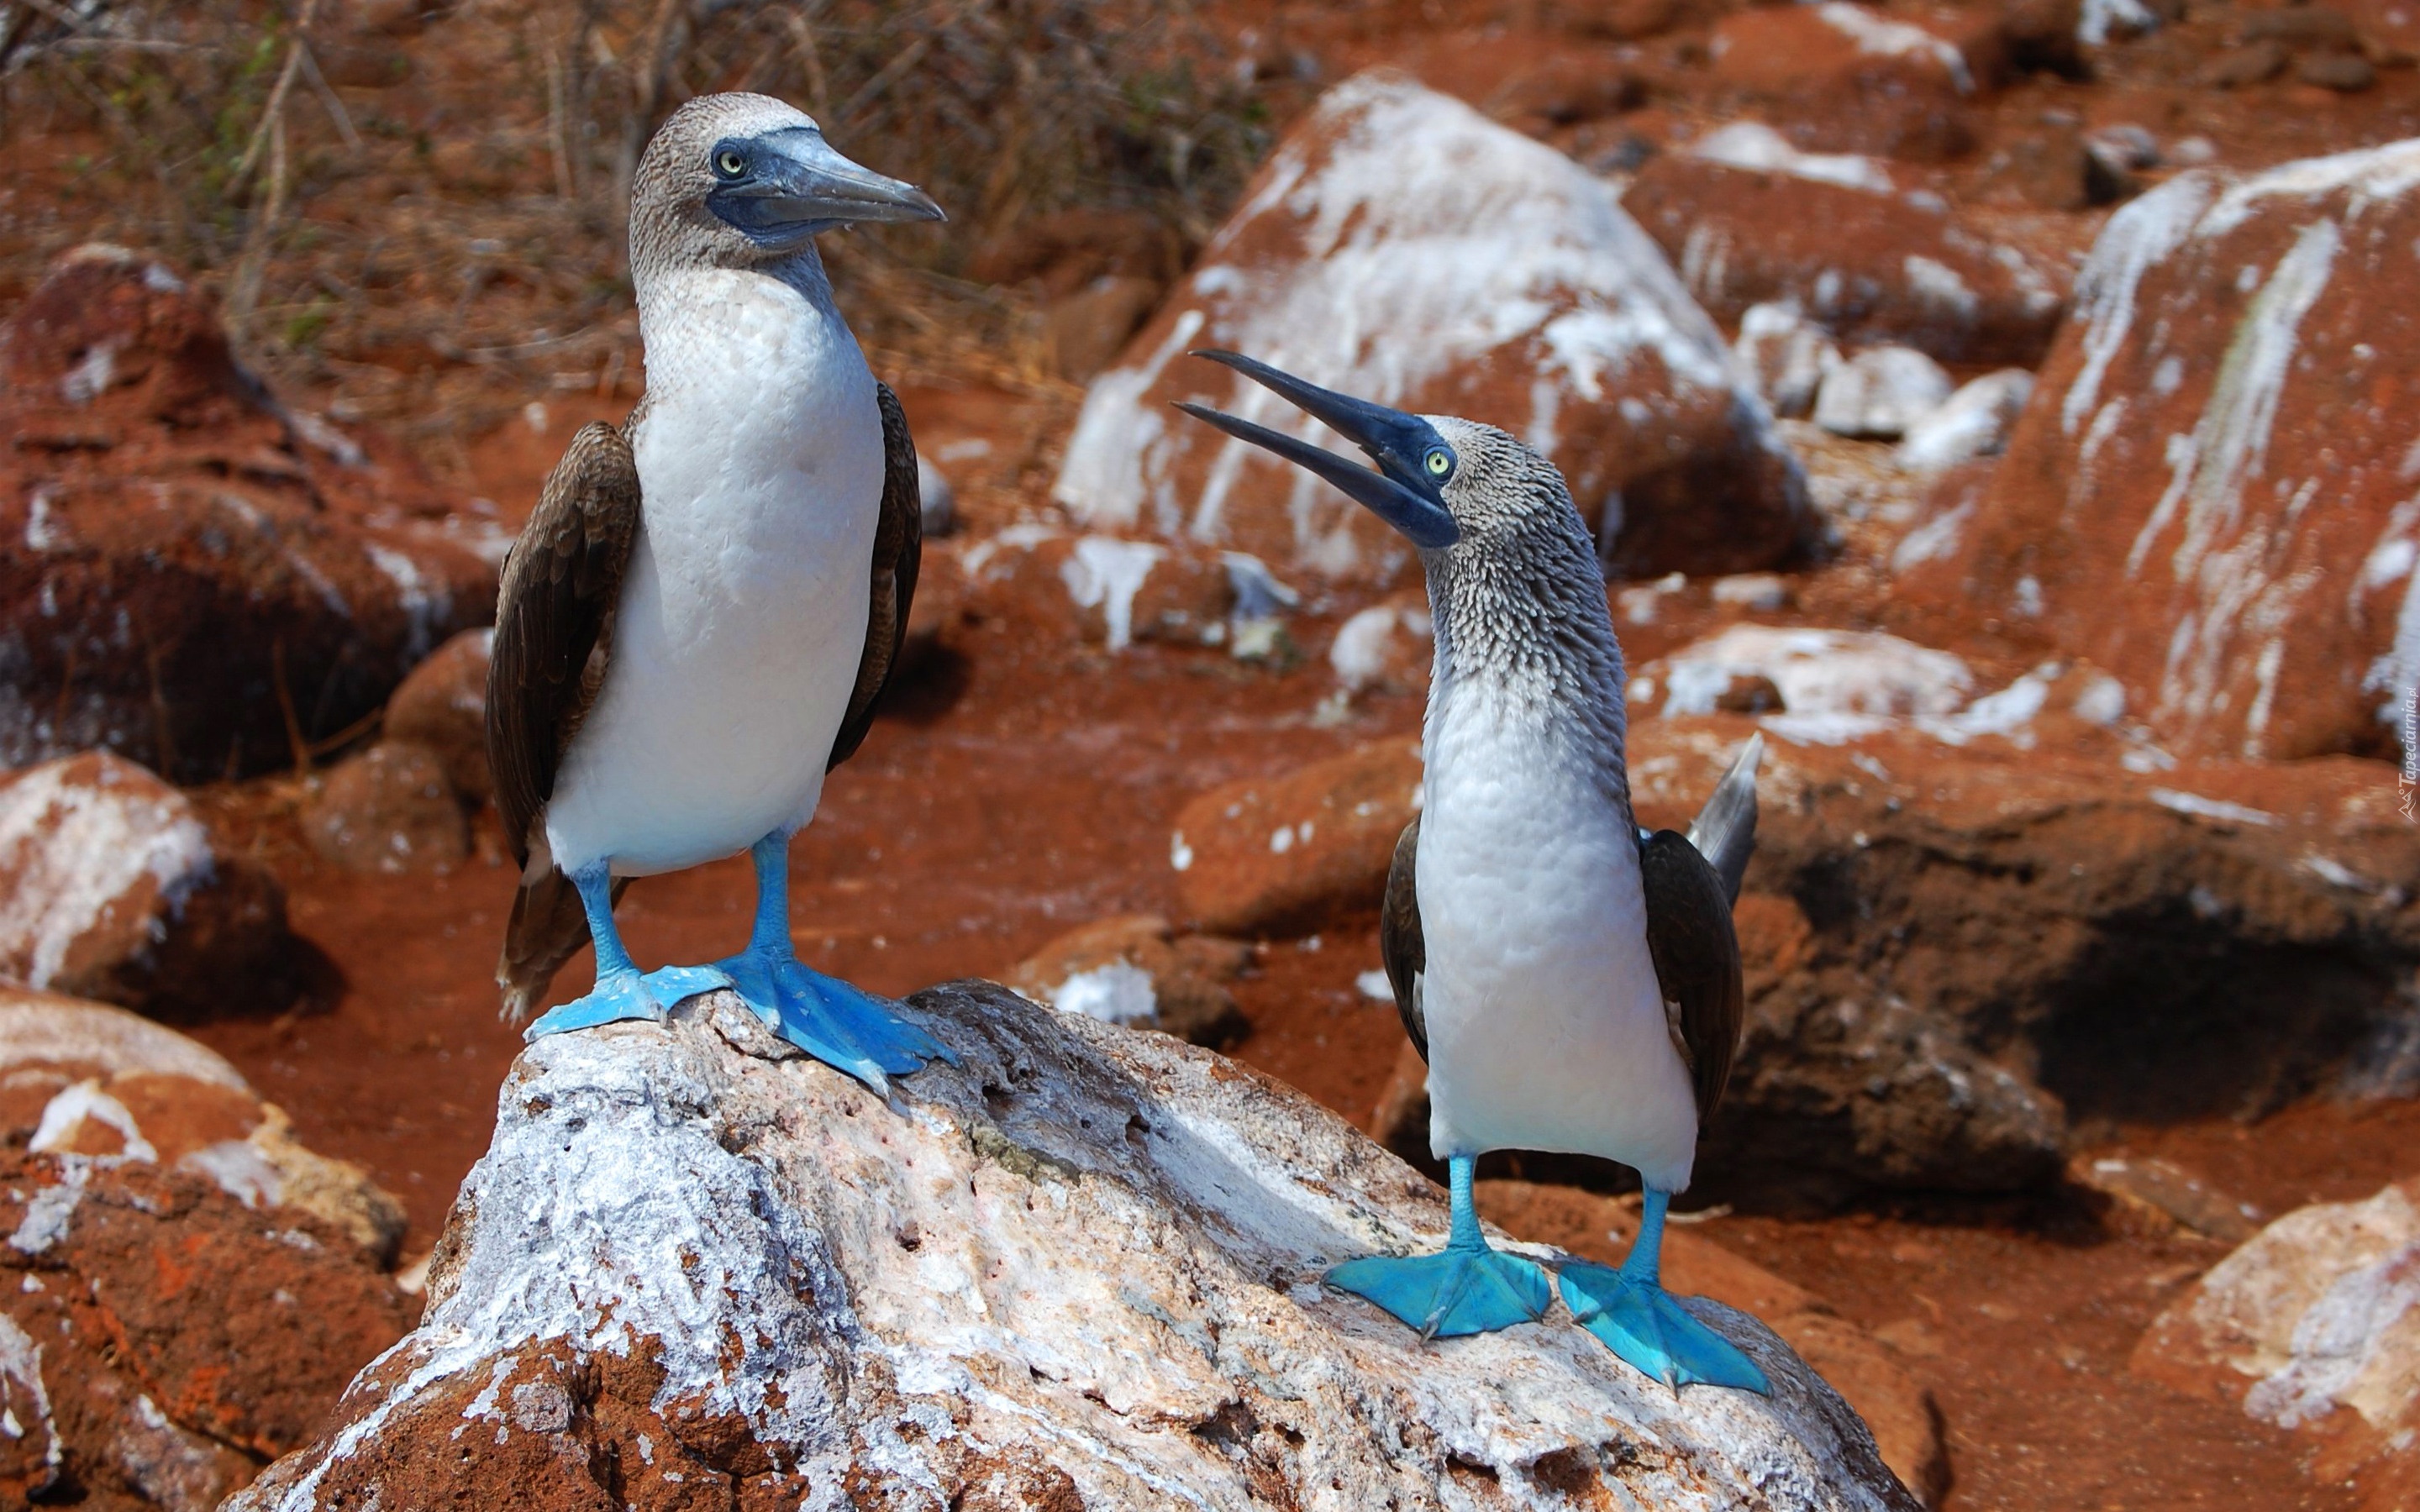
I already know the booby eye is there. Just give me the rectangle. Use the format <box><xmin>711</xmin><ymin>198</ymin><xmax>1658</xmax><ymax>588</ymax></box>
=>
<box><xmin>1423</xmin><ymin>447</ymin><xmax>1454</xmax><ymax>479</ymax></box>
<box><xmin>714</xmin><ymin>148</ymin><xmax>747</xmax><ymax>178</ymax></box>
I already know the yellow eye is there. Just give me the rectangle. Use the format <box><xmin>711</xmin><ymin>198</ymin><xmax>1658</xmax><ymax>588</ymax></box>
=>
<box><xmin>1425</xmin><ymin>448</ymin><xmax>1452</xmax><ymax>477</ymax></box>
<box><xmin>715</xmin><ymin>150</ymin><xmax>745</xmax><ymax>176</ymax></box>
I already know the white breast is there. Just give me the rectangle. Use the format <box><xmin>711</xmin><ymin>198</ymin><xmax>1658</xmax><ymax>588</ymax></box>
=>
<box><xmin>544</xmin><ymin>268</ymin><xmax>881</xmax><ymax>878</ymax></box>
<box><xmin>1414</xmin><ymin>697</ymin><xmax>1701</xmax><ymax>1191</ymax></box>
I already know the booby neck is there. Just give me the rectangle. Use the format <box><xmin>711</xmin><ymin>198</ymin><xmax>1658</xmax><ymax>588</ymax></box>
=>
<box><xmin>1420</xmin><ymin>496</ymin><xmax>1634</xmax><ymax>824</ymax></box>
<box><xmin>633</xmin><ymin>245</ymin><xmax>843</xmax><ymax>345</ymax></box>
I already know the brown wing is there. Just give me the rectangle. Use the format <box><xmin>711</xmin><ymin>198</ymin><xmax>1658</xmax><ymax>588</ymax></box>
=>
<box><xmin>486</xmin><ymin>421</ymin><xmax>641</xmax><ymax>869</ymax></box>
<box><xmin>1639</xmin><ymin>828</ymin><xmax>1746</xmax><ymax>1119</ymax></box>
<box><xmin>826</xmin><ymin>381</ymin><xmax>923</xmax><ymax>771</ymax></box>
<box><xmin>1379</xmin><ymin>817</ymin><xmax>1428</xmax><ymax>1060</ymax></box>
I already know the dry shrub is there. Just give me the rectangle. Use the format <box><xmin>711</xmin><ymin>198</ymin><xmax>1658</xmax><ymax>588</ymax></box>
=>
<box><xmin>0</xmin><ymin>0</ymin><xmax>1272</xmax><ymax>486</ymax></box>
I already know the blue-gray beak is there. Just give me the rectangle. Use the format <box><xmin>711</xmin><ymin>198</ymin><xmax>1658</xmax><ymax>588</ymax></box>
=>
<box><xmin>1174</xmin><ymin>351</ymin><xmax>1461</xmax><ymax>550</ymax></box>
<box><xmin>707</xmin><ymin>126</ymin><xmax>944</xmax><ymax>245</ymax></box>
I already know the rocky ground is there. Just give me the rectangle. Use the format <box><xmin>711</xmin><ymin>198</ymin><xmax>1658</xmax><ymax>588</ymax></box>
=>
<box><xmin>5</xmin><ymin>0</ymin><xmax>2420</xmax><ymax>1506</ymax></box>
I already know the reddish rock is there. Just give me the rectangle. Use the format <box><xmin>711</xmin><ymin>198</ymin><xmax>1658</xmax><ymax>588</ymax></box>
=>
<box><xmin>960</xmin><ymin>528</ymin><xmax>1295</xmax><ymax>654</ymax></box>
<box><xmin>301</xmin><ymin>739</ymin><xmax>471</xmax><ymax>874</ymax></box>
<box><xmin>1043</xmin><ymin>275</ymin><xmax>1165</xmax><ymax>384</ymax></box>
<box><xmin>1171</xmin><ymin>738</ymin><xmax>1423</xmax><ymax>936</ymax></box>
<box><xmin>1705</xmin><ymin>3</ymin><xmax>1996</xmax><ymax>162</ymax></box>
<box><xmin>0</xmin><ymin>992</ymin><xmax>412</xmax><ymax>1509</ymax></box>
<box><xmin>0</xmin><ymin>751</ymin><xmax>290</xmax><ymax>1020</ymax></box>
<box><xmin>0</xmin><ymin>244</ymin><xmax>498</xmax><ymax>782</ymax></box>
<box><xmin>1913</xmin><ymin>143</ymin><xmax>2420</xmax><ymax>759</ymax></box>
<box><xmin>1003</xmin><ymin>913</ymin><xmax>1255</xmax><ymax>1047</ymax></box>
<box><xmin>1622</xmin><ymin>155</ymin><xmax>2078</xmax><ymax>366</ymax></box>
<box><xmin>381</xmin><ymin>627</ymin><xmax>492</xmax><ymax>802</ymax></box>
<box><xmin>1055</xmin><ymin>71</ymin><xmax>1813</xmax><ymax>587</ymax></box>
<box><xmin>2132</xmin><ymin>1177</ymin><xmax>2420</xmax><ymax>1512</ymax></box>
<box><xmin>1481</xmin><ymin>1179</ymin><xmax>1954</xmax><ymax>1506</ymax></box>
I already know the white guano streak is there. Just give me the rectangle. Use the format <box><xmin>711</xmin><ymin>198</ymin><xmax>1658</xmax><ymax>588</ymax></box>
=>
<box><xmin>0</xmin><ymin>762</ymin><xmax>215</xmax><ymax>989</ymax></box>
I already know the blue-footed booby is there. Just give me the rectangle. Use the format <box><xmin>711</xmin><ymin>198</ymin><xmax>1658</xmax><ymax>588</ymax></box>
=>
<box><xmin>1177</xmin><ymin>352</ymin><xmax>1768</xmax><ymax>1391</ymax></box>
<box><xmin>487</xmin><ymin>93</ymin><xmax>949</xmax><ymax>1093</ymax></box>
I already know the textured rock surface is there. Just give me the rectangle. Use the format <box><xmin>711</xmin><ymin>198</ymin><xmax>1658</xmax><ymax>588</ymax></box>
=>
<box><xmin>233</xmin><ymin>984</ymin><xmax>1918</xmax><ymax>1511</ymax></box>
<box><xmin>1479</xmin><ymin>1181</ymin><xmax>1953</xmax><ymax>1508</ymax></box>
<box><xmin>1055</xmin><ymin>71</ymin><xmax>1813</xmax><ymax>586</ymax></box>
<box><xmin>0</xmin><ymin>751</ymin><xmax>290</xmax><ymax>1019</ymax></box>
<box><xmin>0</xmin><ymin>990</ymin><xmax>413</xmax><ymax>1509</ymax></box>
<box><xmin>0</xmin><ymin>244</ymin><xmax>497</xmax><ymax>781</ymax></box>
<box><xmin>2132</xmin><ymin>1178</ymin><xmax>2420</xmax><ymax>1512</ymax></box>
<box><xmin>1622</xmin><ymin>154</ymin><xmax>2077</xmax><ymax>368</ymax></box>
<box><xmin>1917</xmin><ymin>139</ymin><xmax>2420</xmax><ymax>760</ymax></box>
<box><xmin>1703</xmin><ymin>4</ymin><xmax>1996</xmax><ymax>162</ymax></box>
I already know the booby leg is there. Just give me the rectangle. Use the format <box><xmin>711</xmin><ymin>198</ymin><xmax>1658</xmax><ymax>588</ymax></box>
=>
<box><xmin>524</xmin><ymin>865</ymin><xmax>723</xmax><ymax>1037</ymax></box>
<box><xmin>1327</xmin><ymin>1156</ymin><xmax>1552</xmax><ymax>1340</ymax></box>
<box><xmin>714</xmin><ymin>833</ymin><xmax>955</xmax><ymax>1094</ymax></box>
<box><xmin>1557</xmin><ymin>1189</ymin><xmax>1770</xmax><ymax>1392</ymax></box>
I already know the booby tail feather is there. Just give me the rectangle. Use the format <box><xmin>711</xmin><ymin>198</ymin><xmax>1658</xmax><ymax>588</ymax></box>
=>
<box><xmin>497</xmin><ymin>869</ymin><xmax>629</xmax><ymax>1024</ymax></box>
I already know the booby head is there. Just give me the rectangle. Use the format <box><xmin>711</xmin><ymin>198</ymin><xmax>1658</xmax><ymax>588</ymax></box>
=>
<box><xmin>1178</xmin><ymin>351</ymin><xmax>1581</xmax><ymax>554</ymax></box>
<box><xmin>629</xmin><ymin>93</ymin><xmax>944</xmax><ymax>277</ymax></box>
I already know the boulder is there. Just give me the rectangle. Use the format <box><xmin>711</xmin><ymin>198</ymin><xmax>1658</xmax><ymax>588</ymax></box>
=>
<box><xmin>229</xmin><ymin>984</ymin><xmax>1919</xmax><ymax>1510</ymax></box>
<box><xmin>1735</xmin><ymin>301</ymin><xmax>1844</xmax><ymax>420</ymax></box>
<box><xmin>1002</xmin><ymin>913</ymin><xmax>1254</xmax><ymax>1047</ymax></box>
<box><xmin>1622</xmin><ymin>154</ymin><xmax>2076</xmax><ymax>367</ymax></box>
<box><xmin>1702</xmin><ymin>3</ymin><xmax>2001</xmax><ymax>161</ymax></box>
<box><xmin>0</xmin><ymin>990</ymin><xmax>413</xmax><ymax>1509</ymax></box>
<box><xmin>1170</xmin><ymin>738</ymin><xmax>1423</xmax><ymax>936</ymax></box>
<box><xmin>1328</xmin><ymin>594</ymin><xmax>1434</xmax><ymax>695</ymax></box>
<box><xmin>0</xmin><ymin>244</ymin><xmax>497</xmax><ymax>783</ymax></box>
<box><xmin>299</xmin><ymin>739</ymin><xmax>471</xmax><ymax>874</ymax></box>
<box><xmin>960</xmin><ymin>527</ymin><xmax>1296</xmax><ymax>656</ymax></box>
<box><xmin>1917</xmin><ymin>140</ymin><xmax>2420</xmax><ymax>760</ymax></box>
<box><xmin>1626</xmin><ymin>720</ymin><xmax>2420</xmax><ymax>1205</ymax></box>
<box><xmin>381</xmin><ymin>627</ymin><xmax>492</xmax><ymax>802</ymax></box>
<box><xmin>1054</xmin><ymin>71</ymin><xmax>1814</xmax><ymax>587</ymax></box>
<box><xmin>0</xmin><ymin>751</ymin><xmax>291</xmax><ymax>1019</ymax></box>
<box><xmin>2132</xmin><ymin>1178</ymin><xmax>2420</xmax><ymax>1512</ymax></box>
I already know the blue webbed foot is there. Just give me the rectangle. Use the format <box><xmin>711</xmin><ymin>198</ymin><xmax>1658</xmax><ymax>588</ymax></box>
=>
<box><xmin>1328</xmin><ymin>1243</ymin><xmax>1553</xmax><ymax>1340</ymax></box>
<box><xmin>1558</xmin><ymin>1262</ymin><xmax>1770</xmax><ymax>1392</ymax></box>
<box><xmin>525</xmin><ymin>968</ymin><xmax>673</xmax><ymax>1042</ymax></box>
<box><xmin>639</xmin><ymin>963</ymin><xmax>735</xmax><ymax>1008</ymax></box>
<box><xmin>719</xmin><ymin>945</ymin><xmax>955</xmax><ymax>1094</ymax></box>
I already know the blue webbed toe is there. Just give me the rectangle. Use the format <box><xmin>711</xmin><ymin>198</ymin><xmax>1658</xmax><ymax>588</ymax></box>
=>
<box><xmin>1558</xmin><ymin>1263</ymin><xmax>1769</xmax><ymax>1393</ymax></box>
<box><xmin>1328</xmin><ymin>1244</ymin><xmax>1552</xmax><ymax>1340</ymax></box>
<box><xmin>524</xmin><ymin>969</ymin><xmax>673</xmax><ymax>1042</ymax></box>
<box><xmin>718</xmin><ymin>945</ymin><xmax>955</xmax><ymax>1093</ymax></box>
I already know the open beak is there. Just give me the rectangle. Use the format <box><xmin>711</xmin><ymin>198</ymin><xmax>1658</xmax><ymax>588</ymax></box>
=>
<box><xmin>1174</xmin><ymin>350</ymin><xmax>1461</xmax><ymax>549</ymax></box>
<box><xmin>712</xmin><ymin>127</ymin><xmax>945</xmax><ymax>244</ymax></box>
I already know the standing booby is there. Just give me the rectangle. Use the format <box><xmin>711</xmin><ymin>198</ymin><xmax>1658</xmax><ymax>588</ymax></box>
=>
<box><xmin>1177</xmin><ymin>352</ymin><xmax>1768</xmax><ymax>1391</ymax></box>
<box><xmin>485</xmin><ymin>93</ymin><xmax>949</xmax><ymax>1093</ymax></box>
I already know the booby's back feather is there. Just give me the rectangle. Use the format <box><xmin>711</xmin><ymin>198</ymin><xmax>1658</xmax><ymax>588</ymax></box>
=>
<box><xmin>1380</xmin><ymin>818</ymin><xmax>1427</xmax><ymax>1058</ymax></box>
<box><xmin>487</xmin><ymin>420</ymin><xmax>643</xmax><ymax>1021</ymax></box>
<box><xmin>826</xmin><ymin>381</ymin><xmax>922</xmax><ymax>771</ymax></box>
<box><xmin>1639</xmin><ymin>830</ymin><xmax>1744</xmax><ymax>1118</ymax></box>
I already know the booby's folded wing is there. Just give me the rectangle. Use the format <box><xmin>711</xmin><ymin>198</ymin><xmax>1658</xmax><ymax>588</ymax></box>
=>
<box><xmin>486</xmin><ymin>421</ymin><xmax>641</xmax><ymax>868</ymax></box>
<box><xmin>828</xmin><ymin>380</ymin><xmax>923</xmax><ymax>771</ymax></box>
<box><xmin>1640</xmin><ymin>829</ymin><xmax>1745</xmax><ymax>1119</ymax></box>
<box><xmin>1686</xmin><ymin>732</ymin><xmax>1763</xmax><ymax>906</ymax></box>
<box><xmin>1380</xmin><ymin>817</ymin><xmax>1428</xmax><ymax>1060</ymax></box>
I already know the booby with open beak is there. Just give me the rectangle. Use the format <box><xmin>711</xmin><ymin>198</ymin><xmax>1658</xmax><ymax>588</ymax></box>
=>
<box><xmin>1177</xmin><ymin>353</ymin><xmax>1767</xmax><ymax>1390</ymax></box>
<box><xmin>485</xmin><ymin>93</ymin><xmax>950</xmax><ymax>1094</ymax></box>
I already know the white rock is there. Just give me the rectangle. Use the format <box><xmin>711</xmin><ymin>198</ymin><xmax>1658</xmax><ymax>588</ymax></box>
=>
<box><xmin>1735</xmin><ymin>302</ymin><xmax>1844</xmax><ymax>419</ymax></box>
<box><xmin>1814</xmin><ymin>347</ymin><xmax>1954</xmax><ymax>439</ymax></box>
<box><xmin>230</xmin><ymin>986</ymin><xmax>1918</xmax><ymax>1510</ymax></box>
<box><xmin>1661</xmin><ymin>625</ymin><xmax>1975</xmax><ymax>722</ymax></box>
<box><xmin>1329</xmin><ymin>601</ymin><xmax>1434</xmax><ymax>692</ymax></box>
<box><xmin>1690</xmin><ymin>122</ymin><xmax>1897</xmax><ymax>196</ymax></box>
<box><xmin>2136</xmin><ymin>1177</ymin><xmax>2420</xmax><ymax>1489</ymax></box>
<box><xmin>1894</xmin><ymin>369</ymin><xmax>2034</xmax><ymax>470</ymax></box>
